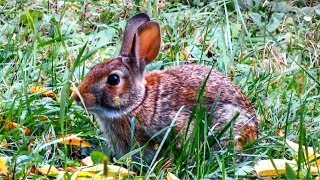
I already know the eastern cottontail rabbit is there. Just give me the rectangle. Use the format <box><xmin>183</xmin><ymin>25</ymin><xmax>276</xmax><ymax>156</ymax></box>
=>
<box><xmin>73</xmin><ymin>13</ymin><xmax>258</xmax><ymax>164</ymax></box>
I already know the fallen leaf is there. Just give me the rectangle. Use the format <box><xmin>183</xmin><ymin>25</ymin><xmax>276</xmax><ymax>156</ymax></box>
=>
<box><xmin>65</xmin><ymin>166</ymin><xmax>77</xmax><ymax>172</ymax></box>
<box><xmin>37</xmin><ymin>164</ymin><xmax>60</xmax><ymax>177</ymax></box>
<box><xmin>77</xmin><ymin>164</ymin><xmax>103</xmax><ymax>174</ymax></box>
<box><xmin>29</xmin><ymin>85</ymin><xmax>45</xmax><ymax>93</ymax></box>
<box><xmin>285</xmin><ymin>139</ymin><xmax>315</xmax><ymax>155</ymax></box>
<box><xmin>59</xmin><ymin>134</ymin><xmax>92</xmax><ymax>147</ymax></box>
<box><xmin>38</xmin><ymin>115</ymin><xmax>48</xmax><ymax>121</ymax></box>
<box><xmin>29</xmin><ymin>85</ymin><xmax>56</xmax><ymax>98</ymax></box>
<box><xmin>71</xmin><ymin>170</ymin><xmax>103</xmax><ymax>180</ymax></box>
<box><xmin>310</xmin><ymin>158</ymin><xmax>320</xmax><ymax>167</ymax></box>
<box><xmin>0</xmin><ymin>157</ymin><xmax>7</xmax><ymax>175</ymax></box>
<box><xmin>81</xmin><ymin>156</ymin><xmax>94</xmax><ymax>166</ymax></box>
<box><xmin>24</xmin><ymin>128</ymin><xmax>32</xmax><ymax>136</ymax></box>
<box><xmin>254</xmin><ymin>159</ymin><xmax>295</xmax><ymax>176</ymax></box>
<box><xmin>254</xmin><ymin>159</ymin><xmax>320</xmax><ymax>177</ymax></box>
<box><xmin>277</xmin><ymin>129</ymin><xmax>284</xmax><ymax>137</ymax></box>
<box><xmin>3</xmin><ymin>121</ymin><xmax>31</xmax><ymax>136</ymax></box>
<box><xmin>42</xmin><ymin>90</ymin><xmax>56</xmax><ymax>98</ymax></box>
<box><xmin>167</xmin><ymin>172</ymin><xmax>180</xmax><ymax>180</ymax></box>
<box><xmin>0</xmin><ymin>139</ymin><xmax>8</xmax><ymax>148</ymax></box>
<box><xmin>3</xmin><ymin>121</ymin><xmax>18</xmax><ymax>129</ymax></box>
<box><xmin>285</xmin><ymin>139</ymin><xmax>320</xmax><ymax>166</ymax></box>
<box><xmin>106</xmin><ymin>164</ymin><xmax>135</xmax><ymax>177</ymax></box>
<box><xmin>79</xmin><ymin>164</ymin><xmax>135</xmax><ymax>178</ymax></box>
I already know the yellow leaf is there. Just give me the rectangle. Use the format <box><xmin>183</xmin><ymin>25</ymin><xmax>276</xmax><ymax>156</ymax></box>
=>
<box><xmin>37</xmin><ymin>164</ymin><xmax>60</xmax><ymax>177</ymax></box>
<box><xmin>286</xmin><ymin>139</ymin><xmax>315</xmax><ymax>155</ymax></box>
<box><xmin>59</xmin><ymin>134</ymin><xmax>92</xmax><ymax>147</ymax></box>
<box><xmin>285</xmin><ymin>139</ymin><xmax>320</xmax><ymax>165</ymax></box>
<box><xmin>167</xmin><ymin>172</ymin><xmax>180</xmax><ymax>180</ymax></box>
<box><xmin>254</xmin><ymin>159</ymin><xmax>296</xmax><ymax>176</ymax></box>
<box><xmin>0</xmin><ymin>157</ymin><xmax>7</xmax><ymax>175</ymax></box>
<box><xmin>80</xmin><ymin>164</ymin><xmax>103</xmax><ymax>173</ymax></box>
<box><xmin>70</xmin><ymin>86</ymin><xmax>75</xmax><ymax>93</ymax></box>
<box><xmin>106</xmin><ymin>164</ymin><xmax>135</xmax><ymax>177</ymax></box>
<box><xmin>29</xmin><ymin>85</ymin><xmax>56</xmax><ymax>98</ymax></box>
<box><xmin>310</xmin><ymin>158</ymin><xmax>320</xmax><ymax>167</ymax></box>
<box><xmin>29</xmin><ymin>85</ymin><xmax>45</xmax><ymax>94</ymax></box>
<box><xmin>254</xmin><ymin>159</ymin><xmax>320</xmax><ymax>177</ymax></box>
<box><xmin>38</xmin><ymin>115</ymin><xmax>48</xmax><ymax>121</ymax></box>
<box><xmin>71</xmin><ymin>171</ymin><xmax>103</xmax><ymax>180</ymax></box>
<box><xmin>79</xmin><ymin>164</ymin><xmax>135</xmax><ymax>178</ymax></box>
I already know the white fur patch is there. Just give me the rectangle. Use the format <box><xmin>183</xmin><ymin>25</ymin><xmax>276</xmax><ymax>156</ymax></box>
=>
<box><xmin>88</xmin><ymin>106</ymin><xmax>128</xmax><ymax>120</ymax></box>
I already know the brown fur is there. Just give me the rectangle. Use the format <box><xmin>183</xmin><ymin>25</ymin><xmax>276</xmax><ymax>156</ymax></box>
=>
<box><xmin>73</xmin><ymin>13</ymin><xmax>259</xmax><ymax>164</ymax></box>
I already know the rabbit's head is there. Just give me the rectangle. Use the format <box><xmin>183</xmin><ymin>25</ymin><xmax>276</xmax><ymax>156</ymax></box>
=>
<box><xmin>73</xmin><ymin>13</ymin><xmax>160</xmax><ymax>120</ymax></box>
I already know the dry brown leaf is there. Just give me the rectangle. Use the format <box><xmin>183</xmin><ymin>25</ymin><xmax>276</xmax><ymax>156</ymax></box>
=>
<box><xmin>59</xmin><ymin>134</ymin><xmax>92</xmax><ymax>147</ymax></box>
<box><xmin>277</xmin><ymin>129</ymin><xmax>284</xmax><ymax>137</ymax></box>
<box><xmin>42</xmin><ymin>90</ymin><xmax>56</xmax><ymax>98</ymax></box>
<box><xmin>167</xmin><ymin>172</ymin><xmax>180</xmax><ymax>180</ymax></box>
<box><xmin>65</xmin><ymin>166</ymin><xmax>77</xmax><ymax>172</ymax></box>
<box><xmin>3</xmin><ymin>121</ymin><xmax>18</xmax><ymax>130</ymax></box>
<box><xmin>3</xmin><ymin>121</ymin><xmax>31</xmax><ymax>136</ymax></box>
<box><xmin>0</xmin><ymin>157</ymin><xmax>7</xmax><ymax>175</ymax></box>
<box><xmin>81</xmin><ymin>156</ymin><xmax>94</xmax><ymax>166</ymax></box>
<box><xmin>24</xmin><ymin>127</ymin><xmax>32</xmax><ymax>136</ymax></box>
<box><xmin>37</xmin><ymin>164</ymin><xmax>60</xmax><ymax>177</ymax></box>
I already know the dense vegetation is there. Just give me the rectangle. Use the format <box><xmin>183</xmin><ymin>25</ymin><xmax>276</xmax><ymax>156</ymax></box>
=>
<box><xmin>0</xmin><ymin>0</ymin><xmax>319</xmax><ymax>179</ymax></box>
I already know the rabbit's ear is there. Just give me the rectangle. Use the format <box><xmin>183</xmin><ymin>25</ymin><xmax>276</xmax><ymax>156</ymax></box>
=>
<box><xmin>134</xmin><ymin>21</ymin><xmax>161</xmax><ymax>64</ymax></box>
<box><xmin>119</xmin><ymin>13</ymin><xmax>150</xmax><ymax>57</ymax></box>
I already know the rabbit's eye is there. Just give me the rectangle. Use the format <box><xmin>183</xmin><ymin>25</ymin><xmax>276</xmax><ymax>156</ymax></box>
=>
<box><xmin>106</xmin><ymin>74</ymin><xmax>120</xmax><ymax>86</ymax></box>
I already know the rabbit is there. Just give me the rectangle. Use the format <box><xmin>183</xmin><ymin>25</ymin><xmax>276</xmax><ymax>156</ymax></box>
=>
<box><xmin>72</xmin><ymin>13</ymin><xmax>258</xmax><ymax>165</ymax></box>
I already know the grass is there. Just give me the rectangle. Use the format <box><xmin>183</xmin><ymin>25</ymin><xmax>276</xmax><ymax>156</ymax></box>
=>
<box><xmin>0</xmin><ymin>0</ymin><xmax>319</xmax><ymax>179</ymax></box>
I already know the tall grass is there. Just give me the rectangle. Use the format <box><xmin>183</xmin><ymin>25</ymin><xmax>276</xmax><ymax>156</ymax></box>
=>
<box><xmin>0</xmin><ymin>0</ymin><xmax>319</xmax><ymax>179</ymax></box>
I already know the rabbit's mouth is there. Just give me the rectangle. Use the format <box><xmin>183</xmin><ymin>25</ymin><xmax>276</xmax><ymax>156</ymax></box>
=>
<box><xmin>88</xmin><ymin>105</ymin><xmax>129</xmax><ymax>120</ymax></box>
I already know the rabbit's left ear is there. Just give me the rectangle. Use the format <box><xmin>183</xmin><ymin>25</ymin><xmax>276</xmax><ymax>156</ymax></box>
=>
<box><xmin>134</xmin><ymin>21</ymin><xmax>161</xmax><ymax>64</ymax></box>
<box><xmin>120</xmin><ymin>13</ymin><xmax>150</xmax><ymax>58</ymax></box>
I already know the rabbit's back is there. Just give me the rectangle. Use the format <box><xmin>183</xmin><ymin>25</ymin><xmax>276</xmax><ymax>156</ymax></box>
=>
<box><xmin>133</xmin><ymin>64</ymin><xmax>258</xmax><ymax>144</ymax></box>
